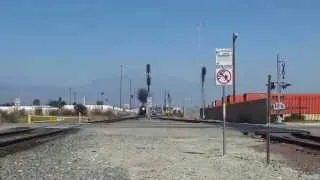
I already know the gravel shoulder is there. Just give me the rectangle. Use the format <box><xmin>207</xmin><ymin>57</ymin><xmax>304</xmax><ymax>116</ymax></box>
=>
<box><xmin>0</xmin><ymin>119</ymin><xmax>319</xmax><ymax>180</ymax></box>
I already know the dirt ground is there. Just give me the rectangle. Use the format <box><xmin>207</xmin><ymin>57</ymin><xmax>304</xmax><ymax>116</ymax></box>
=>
<box><xmin>253</xmin><ymin>142</ymin><xmax>320</xmax><ymax>174</ymax></box>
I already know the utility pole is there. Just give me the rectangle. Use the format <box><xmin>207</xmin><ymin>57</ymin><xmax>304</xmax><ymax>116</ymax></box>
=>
<box><xmin>232</xmin><ymin>33</ymin><xmax>238</xmax><ymax>101</ymax></box>
<box><xmin>163</xmin><ymin>89</ymin><xmax>167</xmax><ymax>113</ymax></box>
<box><xmin>73</xmin><ymin>92</ymin><xmax>77</xmax><ymax>104</ymax></box>
<box><xmin>120</xmin><ymin>65</ymin><xmax>123</xmax><ymax>109</ymax></box>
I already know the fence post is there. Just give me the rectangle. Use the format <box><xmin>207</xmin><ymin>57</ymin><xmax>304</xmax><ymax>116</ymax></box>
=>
<box><xmin>78</xmin><ymin>112</ymin><xmax>81</xmax><ymax>123</ymax></box>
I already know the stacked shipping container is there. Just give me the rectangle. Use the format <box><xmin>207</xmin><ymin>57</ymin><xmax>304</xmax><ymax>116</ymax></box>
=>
<box><xmin>209</xmin><ymin>93</ymin><xmax>320</xmax><ymax>120</ymax></box>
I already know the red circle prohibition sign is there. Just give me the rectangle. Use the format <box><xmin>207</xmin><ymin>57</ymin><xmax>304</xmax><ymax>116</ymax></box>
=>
<box><xmin>217</xmin><ymin>69</ymin><xmax>232</xmax><ymax>84</ymax></box>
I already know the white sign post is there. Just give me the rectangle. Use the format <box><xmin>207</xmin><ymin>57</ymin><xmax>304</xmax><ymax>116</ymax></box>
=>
<box><xmin>215</xmin><ymin>48</ymin><xmax>233</xmax><ymax>156</ymax></box>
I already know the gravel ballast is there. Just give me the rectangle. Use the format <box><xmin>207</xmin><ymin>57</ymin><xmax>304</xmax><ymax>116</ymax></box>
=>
<box><xmin>0</xmin><ymin>119</ymin><xmax>319</xmax><ymax>180</ymax></box>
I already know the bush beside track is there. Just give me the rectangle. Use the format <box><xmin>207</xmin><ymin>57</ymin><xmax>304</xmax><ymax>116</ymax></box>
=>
<box><xmin>0</xmin><ymin>109</ymin><xmax>133</xmax><ymax>124</ymax></box>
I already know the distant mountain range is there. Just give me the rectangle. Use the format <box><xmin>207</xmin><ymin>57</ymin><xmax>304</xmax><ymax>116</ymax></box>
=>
<box><xmin>0</xmin><ymin>74</ymin><xmax>219</xmax><ymax>107</ymax></box>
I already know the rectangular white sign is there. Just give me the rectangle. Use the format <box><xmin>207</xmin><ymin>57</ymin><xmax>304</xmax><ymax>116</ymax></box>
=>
<box><xmin>216</xmin><ymin>67</ymin><xmax>233</xmax><ymax>86</ymax></box>
<box><xmin>216</xmin><ymin>48</ymin><xmax>233</xmax><ymax>66</ymax></box>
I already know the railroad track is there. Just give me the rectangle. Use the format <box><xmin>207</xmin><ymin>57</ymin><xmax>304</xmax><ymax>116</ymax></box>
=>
<box><xmin>156</xmin><ymin>116</ymin><xmax>320</xmax><ymax>151</ymax></box>
<box><xmin>89</xmin><ymin>115</ymin><xmax>143</xmax><ymax>123</ymax></box>
<box><xmin>0</xmin><ymin>126</ymin><xmax>79</xmax><ymax>157</ymax></box>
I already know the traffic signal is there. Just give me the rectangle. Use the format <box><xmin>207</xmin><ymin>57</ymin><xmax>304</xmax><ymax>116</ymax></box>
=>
<box><xmin>282</xmin><ymin>83</ymin><xmax>291</xmax><ymax>89</ymax></box>
<box><xmin>147</xmin><ymin>76</ymin><xmax>151</xmax><ymax>86</ymax></box>
<box><xmin>201</xmin><ymin>67</ymin><xmax>206</xmax><ymax>82</ymax></box>
<box><xmin>146</xmin><ymin>64</ymin><xmax>151</xmax><ymax>74</ymax></box>
<box><xmin>270</xmin><ymin>82</ymin><xmax>276</xmax><ymax>90</ymax></box>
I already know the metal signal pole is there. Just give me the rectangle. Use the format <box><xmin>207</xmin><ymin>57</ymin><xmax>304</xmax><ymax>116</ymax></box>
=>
<box><xmin>266</xmin><ymin>74</ymin><xmax>272</xmax><ymax>165</ymax></box>
<box><xmin>201</xmin><ymin>67</ymin><xmax>206</xmax><ymax>119</ymax></box>
<box><xmin>222</xmin><ymin>85</ymin><xmax>226</xmax><ymax>156</ymax></box>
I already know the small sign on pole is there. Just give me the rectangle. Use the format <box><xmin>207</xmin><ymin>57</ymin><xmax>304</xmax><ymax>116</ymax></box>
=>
<box><xmin>215</xmin><ymin>48</ymin><xmax>233</xmax><ymax>156</ymax></box>
<box><xmin>216</xmin><ymin>48</ymin><xmax>233</xmax><ymax>66</ymax></box>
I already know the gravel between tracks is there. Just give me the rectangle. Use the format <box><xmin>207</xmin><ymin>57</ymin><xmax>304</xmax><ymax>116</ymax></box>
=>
<box><xmin>0</xmin><ymin>119</ymin><xmax>319</xmax><ymax>180</ymax></box>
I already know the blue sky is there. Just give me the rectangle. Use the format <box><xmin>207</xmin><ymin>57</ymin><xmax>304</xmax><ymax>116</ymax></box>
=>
<box><xmin>0</xmin><ymin>0</ymin><xmax>320</xmax><ymax>96</ymax></box>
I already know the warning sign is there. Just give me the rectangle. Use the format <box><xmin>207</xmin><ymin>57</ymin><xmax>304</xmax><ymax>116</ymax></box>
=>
<box><xmin>216</xmin><ymin>68</ymin><xmax>233</xmax><ymax>86</ymax></box>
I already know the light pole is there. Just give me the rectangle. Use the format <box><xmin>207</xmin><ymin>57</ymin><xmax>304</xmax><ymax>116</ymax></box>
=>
<box><xmin>73</xmin><ymin>92</ymin><xmax>77</xmax><ymax>104</ymax></box>
<box><xmin>232</xmin><ymin>33</ymin><xmax>238</xmax><ymax>101</ymax></box>
<box><xmin>69</xmin><ymin>88</ymin><xmax>72</xmax><ymax>105</ymax></box>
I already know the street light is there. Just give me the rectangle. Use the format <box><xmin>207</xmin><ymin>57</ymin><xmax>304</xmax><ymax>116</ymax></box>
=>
<box><xmin>232</xmin><ymin>32</ymin><xmax>238</xmax><ymax>101</ymax></box>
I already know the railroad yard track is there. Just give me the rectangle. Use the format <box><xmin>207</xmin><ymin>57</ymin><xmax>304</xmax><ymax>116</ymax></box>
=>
<box><xmin>0</xmin><ymin>126</ymin><xmax>79</xmax><ymax>157</ymax></box>
<box><xmin>156</xmin><ymin>116</ymin><xmax>320</xmax><ymax>151</ymax></box>
<box><xmin>0</xmin><ymin>116</ymin><xmax>140</xmax><ymax>157</ymax></box>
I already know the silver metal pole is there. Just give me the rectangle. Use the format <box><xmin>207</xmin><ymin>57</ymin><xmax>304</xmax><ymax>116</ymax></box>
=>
<box><xmin>267</xmin><ymin>75</ymin><xmax>271</xmax><ymax>165</ymax></box>
<box><xmin>222</xmin><ymin>85</ymin><xmax>226</xmax><ymax>156</ymax></box>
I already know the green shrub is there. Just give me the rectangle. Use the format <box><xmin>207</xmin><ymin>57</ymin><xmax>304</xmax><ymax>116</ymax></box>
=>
<box><xmin>48</xmin><ymin>110</ymin><xmax>59</xmax><ymax>116</ymax></box>
<box><xmin>74</xmin><ymin>104</ymin><xmax>88</xmax><ymax>116</ymax></box>
<box><xmin>62</xmin><ymin>109</ymin><xmax>75</xmax><ymax>116</ymax></box>
<box><xmin>90</xmin><ymin>109</ymin><xmax>104</xmax><ymax>116</ymax></box>
<box><xmin>89</xmin><ymin>109</ymin><xmax>116</xmax><ymax>118</ymax></box>
<box><xmin>35</xmin><ymin>108</ymin><xmax>43</xmax><ymax>115</ymax></box>
<box><xmin>0</xmin><ymin>110</ymin><xmax>27</xmax><ymax>123</ymax></box>
<box><xmin>285</xmin><ymin>114</ymin><xmax>305</xmax><ymax>121</ymax></box>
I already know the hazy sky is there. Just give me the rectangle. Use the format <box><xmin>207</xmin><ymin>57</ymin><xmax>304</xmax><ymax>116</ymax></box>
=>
<box><xmin>0</xmin><ymin>0</ymin><xmax>320</xmax><ymax>94</ymax></box>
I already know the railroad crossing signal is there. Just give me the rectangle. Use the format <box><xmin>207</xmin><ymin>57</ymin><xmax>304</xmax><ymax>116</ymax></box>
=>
<box><xmin>266</xmin><ymin>82</ymin><xmax>276</xmax><ymax>90</ymax></box>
